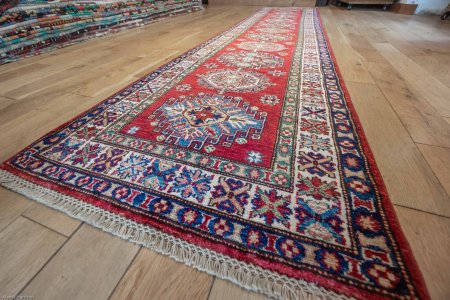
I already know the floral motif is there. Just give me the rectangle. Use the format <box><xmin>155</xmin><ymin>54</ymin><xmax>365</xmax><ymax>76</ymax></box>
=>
<box><xmin>240</xmin><ymin>227</ymin><xmax>268</xmax><ymax>249</ymax></box>
<box><xmin>93</xmin><ymin>111</ymin><xmax>119</xmax><ymax>127</ymax></box>
<box><xmin>298</xmin><ymin>152</ymin><xmax>336</xmax><ymax>178</ymax></box>
<box><xmin>176</xmin><ymin>84</ymin><xmax>191</xmax><ymax>92</ymax></box>
<box><xmin>127</xmin><ymin>126</ymin><xmax>140</xmax><ymax>134</ymax></box>
<box><xmin>204</xmin><ymin>63</ymin><xmax>218</xmax><ymax>68</ymax></box>
<box><xmin>315</xmin><ymin>249</ymin><xmax>348</xmax><ymax>274</ymax></box>
<box><xmin>255</xmin><ymin>27</ymin><xmax>291</xmax><ymax>34</ymax></box>
<box><xmin>363</xmin><ymin>263</ymin><xmax>401</xmax><ymax>290</ymax></box>
<box><xmin>90</xmin><ymin>148</ymin><xmax>125</xmax><ymax>173</ymax></box>
<box><xmin>260</xmin><ymin>94</ymin><xmax>280</xmax><ymax>106</ymax></box>
<box><xmin>295</xmin><ymin>198</ymin><xmax>344</xmax><ymax>243</ymax></box>
<box><xmin>114</xmin><ymin>154</ymin><xmax>150</xmax><ymax>180</ymax></box>
<box><xmin>247</xmin><ymin>151</ymin><xmax>263</xmax><ymax>164</ymax></box>
<box><xmin>68</xmin><ymin>144</ymin><xmax>102</xmax><ymax>167</ymax></box>
<box><xmin>247</xmin><ymin>33</ymin><xmax>292</xmax><ymax>42</ymax></box>
<box><xmin>198</xmin><ymin>69</ymin><xmax>272</xmax><ymax>94</ymax></box>
<box><xmin>275</xmin><ymin>238</ymin><xmax>304</xmax><ymax>260</ymax></box>
<box><xmin>250</xmin><ymin>188</ymin><xmax>291</xmax><ymax>226</ymax></box>
<box><xmin>301</xmin><ymin>118</ymin><xmax>329</xmax><ymax>135</ymax></box>
<box><xmin>296</xmin><ymin>177</ymin><xmax>340</xmax><ymax>201</ymax></box>
<box><xmin>268</xmin><ymin>70</ymin><xmax>286</xmax><ymax>76</ymax></box>
<box><xmin>74</xmin><ymin>126</ymin><xmax>97</xmax><ymax>140</ymax></box>
<box><xmin>171</xmin><ymin>168</ymin><xmax>212</xmax><ymax>202</ymax></box>
<box><xmin>209</xmin><ymin>178</ymin><xmax>251</xmax><ymax>215</ymax></box>
<box><xmin>204</xmin><ymin>145</ymin><xmax>215</xmax><ymax>153</ymax></box>
<box><xmin>138</xmin><ymin>160</ymin><xmax>179</xmax><ymax>190</ymax></box>
<box><xmin>300</xmin><ymin>133</ymin><xmax>331</xmax><ymax>152</ymax></box>
<box><xmin>44</xmin><ymin>138</ymin><xmax>82</xmax><ymax>161</ymax></box>
<box><xmin>217</xmin><ymin>51</ymin><xmax>283</xmax><ymax>69</ymax></box>
<box><xmin>236</xmin><ymin>41</ymin><xmax>286</xmax><ymax>52</ymax></box>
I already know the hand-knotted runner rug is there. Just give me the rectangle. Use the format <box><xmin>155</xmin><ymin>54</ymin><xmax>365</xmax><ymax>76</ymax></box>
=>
<box><xmin>0</xmin><ymin>7</ymin><xmax>429</xmax><ymax>300</ymax></box>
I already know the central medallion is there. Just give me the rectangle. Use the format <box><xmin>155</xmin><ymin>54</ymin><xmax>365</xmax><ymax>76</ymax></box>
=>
<box><xmin>182</xmin><ymin>105</ymin><xmax>229</xmax><ymax>127</ymax></box>
<box><xmin>236</xmin><ymin>41</ymin><xmax>286</xmax><ymax>52</ymax></box>
<box><xmin>247</xmin><ymin>33</ymin><xmax>292</xmax><ymax>42</ymax></box>
<box><xmin>198</xmin><ymin>69</ymin><xmax>272</xmax><ymax>94</ymax></box>
<box><xmin>148</xmin><ymin>93</ymin><xmax>266</xmax><ymax>150</ymax></box>
<box><xmin>217</xmin><ymin>51</ymin><xmax>283</xmax><ymax>69</ymax></box>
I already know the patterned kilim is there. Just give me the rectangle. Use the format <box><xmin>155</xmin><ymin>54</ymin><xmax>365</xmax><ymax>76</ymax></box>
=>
<box><xmin>0</xmin><ymin>8</ymin><xmax>429</xmax><ymax>300</ymax></box>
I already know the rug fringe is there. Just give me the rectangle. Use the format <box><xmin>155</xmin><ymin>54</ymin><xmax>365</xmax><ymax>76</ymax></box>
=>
<box><xmin>0</xmin><ymin>169</ymin><xmax>352</xmax><ymax>300</ymax></box>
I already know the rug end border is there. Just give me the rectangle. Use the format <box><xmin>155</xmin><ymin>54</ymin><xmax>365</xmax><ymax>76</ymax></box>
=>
<box><xmin>0</xmin><ymin>169</ymin><xmax>351</xmax><ymax>300</ymax></box>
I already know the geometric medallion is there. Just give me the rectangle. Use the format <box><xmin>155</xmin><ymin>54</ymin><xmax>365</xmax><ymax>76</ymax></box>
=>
<box><xmin>236</xmin><ymin>41</ymin><xmax>286</xmax><ymax>52</ymax></box>
<box><xmin>148</xmin><ymin>93</ymin><xmax>266</xmax><ymax>150</ymax></box>
<box><xmin>198</xmin><ymin>69</ymin><xmax>272</xmax><ymax>94</ymax></box>
<box><xmin>255</xmin><ymin>27</ymin><xmax>291</xmax><ymax>34</ymax></box>
<box><xmin>247</xmin><ymin>33</ymin><xmax>292</xmax><ymax>42</ymax></box>
<box><xmin>217</xmin><ymin>51</ymin><xmax>283</xmax><ymax>69</ymax></box>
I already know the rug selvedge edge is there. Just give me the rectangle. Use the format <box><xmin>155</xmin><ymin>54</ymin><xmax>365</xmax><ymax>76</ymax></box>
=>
<box><xmin>315</xmin><ymin>8</ymin><xmax>430</xmax><ymax>300</ymax></box>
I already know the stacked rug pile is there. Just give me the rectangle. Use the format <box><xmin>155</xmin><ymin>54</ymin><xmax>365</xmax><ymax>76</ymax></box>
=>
<box><xmin>0</xmin><ymin>0</ymin><xmax>203</xmax><ymax>64</ymax></box>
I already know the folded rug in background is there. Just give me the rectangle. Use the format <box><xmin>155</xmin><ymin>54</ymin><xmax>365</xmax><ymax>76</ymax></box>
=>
<box><xmin>0</xmin><ymin>0</ymin><xmax>203</xmax><ymax>64</ymax></box>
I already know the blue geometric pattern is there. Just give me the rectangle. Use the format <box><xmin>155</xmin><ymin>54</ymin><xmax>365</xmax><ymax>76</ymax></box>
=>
<box><xmin>149</xmin><ymin>94</ymin><xmax>266</xmax><ymax>149</ymax></box>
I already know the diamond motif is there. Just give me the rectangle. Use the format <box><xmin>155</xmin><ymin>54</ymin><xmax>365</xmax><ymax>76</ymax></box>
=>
<box><xmin>217</xmin><ymin>51</ymin><xmax>283</xmax><ymax>69</ymax></box>
<box><xmin>247</xmin><ymin>33</ymin><xmax>292</xmax><ymax>42</ymax></box>
<box><xmin>198</xmin><ymin>69</ymin><xmax>272</xmax><ymax>94</ymax></box>
<box><xmin>182</xmin><ymin>105</ymin><xmax>229</xmax><ymax>127</ymax></box>
<box><xmin>236</xmin><ymin>41</ymin><xmax>286</xmax><ymax>52</ymax></box>
<box><xmin>148</xmin><ymin>93</ymin><xmax>266</xmax><ymax>150</ymax></box>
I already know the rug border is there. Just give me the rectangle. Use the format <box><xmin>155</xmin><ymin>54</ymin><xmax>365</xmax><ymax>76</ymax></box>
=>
<box><xmin>316</xmin><ymin>8</ymin><xmax>430</xmax><ymax>300</ymax></box>
<box><xmin>0</xmin><ymin>7</ymin><xmax>430</xmax><ymax>300</ymax></box>
<box><xmin>0</xmin><ymin>169</ymin><xmax>351</xmax><ymax>300</ymax></box>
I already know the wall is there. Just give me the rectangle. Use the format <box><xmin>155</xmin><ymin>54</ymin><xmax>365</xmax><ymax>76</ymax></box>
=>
<box><xmin>208</xmin><ymin>0</ymin><xmax>316</xmax><ymax>6</ymax></box>
<box><xmin>398</xmin><ymin>0</ymin><xmax>449</xmax><ymax>14</ymax></box>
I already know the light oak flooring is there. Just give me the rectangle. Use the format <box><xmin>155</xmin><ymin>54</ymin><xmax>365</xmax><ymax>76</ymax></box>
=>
<box><xmin>0</xmin><ymin>5</ymin><xmax>449</xmax><ymax>300</ymax></box>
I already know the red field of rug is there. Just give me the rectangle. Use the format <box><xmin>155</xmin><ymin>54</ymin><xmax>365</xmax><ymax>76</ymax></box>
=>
<box><xmin>0</xmin><ymin>7</ymin><xmax>429</xmax><ymax>300</ymax></box>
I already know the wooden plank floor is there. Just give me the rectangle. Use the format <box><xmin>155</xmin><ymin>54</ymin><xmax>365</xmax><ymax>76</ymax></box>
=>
<box><xmin>0</xmin><ymin>5</ymin><xmax>449</xmax><ymax>300</ymax></box>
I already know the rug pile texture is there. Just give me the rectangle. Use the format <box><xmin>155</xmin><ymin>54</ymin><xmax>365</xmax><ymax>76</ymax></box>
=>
<box><xmin>0</xmin><ymin>7</ymin><xmax>429</xmax><ymax>300</ymax></box>
<box><xmin>0</xmin><ymin>0</ymin><xmax>203</xmax><ymax>64</ymax></box>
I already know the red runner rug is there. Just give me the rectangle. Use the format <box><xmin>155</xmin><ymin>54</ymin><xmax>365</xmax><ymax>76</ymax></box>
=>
<box><xmin>0</xmin><ymin>8</ymin><xmax>429</xmax><ymax>300</ymax></box>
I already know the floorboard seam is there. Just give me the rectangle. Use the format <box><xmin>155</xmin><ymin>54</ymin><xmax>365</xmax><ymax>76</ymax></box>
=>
<box><xmin>20</xmin><ymin>214</ymin><xmax>71</xmax><ymax>238</ymax></box>
<box><xmin>416</xmin><ymin>141</ymin><xmax>450</xmax><ymax>150</ymax></box>
<box><xmin>393</xmin><ymin>204</ymin><xmax>450</xmax><ymax>220</ymax></box>
<box><xmin>0</xmin><ymin>95</ymin><xmax>20</xmax><ymax>101</ymax></box>
<box><xmin>366</xmin><ymin>66</ymin><xmax>450</xmax><ymax>208</ymax></box>
<box><xmin>0</xmin><ymin>214</ymin><xmax>22</xmax><ymax>236</ymax></box>
<box><xmin>205</xmin><ymin>276</ymin><xmax>216</xmax><ymax>300</ymax></box>
<box><xmin>106</xmin><ymin>246</ymin><xmax>142</xmax><ymax>300</ymax></box>
<box><xmin>15</xmin><ymin>222</ymin><xmax>83</xmax><ymax>297</ymax></box>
